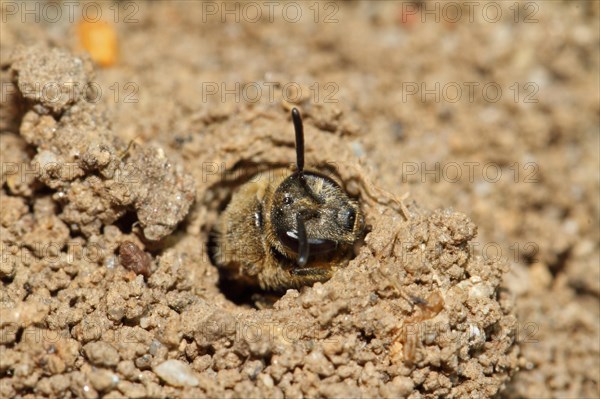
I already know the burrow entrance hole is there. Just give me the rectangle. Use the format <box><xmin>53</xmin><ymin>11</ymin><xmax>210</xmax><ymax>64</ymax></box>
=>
<box><xmin>202</xmin><ymin>161</ymin><xmax>353</xmax><ymax>307</ymax></box>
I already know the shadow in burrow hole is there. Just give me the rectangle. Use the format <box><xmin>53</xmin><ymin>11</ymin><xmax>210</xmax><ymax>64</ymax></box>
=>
<box><xmin>111</xmin><ymin>208</ymin><xmax>189</xmax><ymax>257</ymax></box>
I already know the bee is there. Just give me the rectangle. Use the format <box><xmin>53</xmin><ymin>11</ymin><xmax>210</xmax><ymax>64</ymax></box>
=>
<box><xmin>213</xmin><ymin>108</ymin><xmax>365</xmax><ymax>291</ymax></box>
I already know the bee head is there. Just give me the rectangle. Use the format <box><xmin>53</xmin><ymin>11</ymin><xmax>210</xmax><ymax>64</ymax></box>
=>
<box><xmin>270</xmin><ymin>108</ymin><xmax>364</xmax><ymax>267</ymax></box>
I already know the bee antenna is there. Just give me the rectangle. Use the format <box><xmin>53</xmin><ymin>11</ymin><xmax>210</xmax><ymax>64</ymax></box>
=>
<box><xmin>292</xmin><ymin>108</ymin><xmax>310</xmax><ymax>267</ymax></box>
<box><xmin>296</xmin><ymin>213</ymin><xmax>309</xmax><ymax>267</ymax></box>
<box><xmin>291</xmin><ymin>108</ymin><xmax>304</xmax><ymax>173</ymax></box>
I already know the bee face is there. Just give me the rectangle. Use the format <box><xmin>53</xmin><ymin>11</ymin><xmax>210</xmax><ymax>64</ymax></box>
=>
<box><xmin>213</xmin><ymin>108</ymin><xmax>365</xmax><ymax>291</ymax></box>
<box><xmin>271</xmin><ymin>171</ymin><xmax>363</xmax><ymax>261</ymax></box>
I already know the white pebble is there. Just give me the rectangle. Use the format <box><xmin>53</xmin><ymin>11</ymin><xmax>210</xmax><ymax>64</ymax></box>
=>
<box><xmin>259</xmin><ymin>373</ymin><xmax>274</xmax><ymax>388</ymax></box>
<box><xmin>469</xmin><ymin>324</ymin><xmax>481</xmax><ymax>339</ymax></box>
<box><xmin>104</xmin><ymin>255</ymin><xmax>117</xmax><ymax>269</ymax></box>
<box><xmin>153</xmin><ymin>359</ymin><xmax>199</xmax><ymax>387</ymax></box>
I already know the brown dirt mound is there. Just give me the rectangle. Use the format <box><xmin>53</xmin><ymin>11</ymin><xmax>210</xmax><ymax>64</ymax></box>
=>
<box><xmin>1</xmin><ymin>2</ymin><xmax>598</xmax><ymax>398</ymax></box>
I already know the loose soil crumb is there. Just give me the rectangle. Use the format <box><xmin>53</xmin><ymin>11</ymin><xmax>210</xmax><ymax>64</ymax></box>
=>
<box><xmin>1</xmin><ymin>2</ymin><xmax>598</xmax><ymax>399</ymax></box>
<box><xmin>7</xmin><ymin>45</ymin><xmax>195</xmax><ymax>240</ymax></box>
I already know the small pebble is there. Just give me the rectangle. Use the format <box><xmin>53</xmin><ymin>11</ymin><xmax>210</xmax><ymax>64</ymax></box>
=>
<box><xmin>83</xmin><ymin>342</ymin><xmax>120</xmax><ymax>367</ymax></box>
<box><xmin>89</xmin><ymin>369</ymin><xmax>119</xmax><ymax>392</ymax></box>
<box><xmin>119</xmin><ymin>241</ymin><xmax>152</xmax><ymax>277</ymax></box>
<box><xmin>153</xmin><ymin>359</ymin><xmax>199</xmax><ymax>387</ymax></box>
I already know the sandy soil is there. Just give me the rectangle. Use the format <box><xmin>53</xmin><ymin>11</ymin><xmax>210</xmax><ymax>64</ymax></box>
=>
<box><xmin>0</xmin><ymin>1</ymin><xmax>598</xmax><ymax>398</ymax></box>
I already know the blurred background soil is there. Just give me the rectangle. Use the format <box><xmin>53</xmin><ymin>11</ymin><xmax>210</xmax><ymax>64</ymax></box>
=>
<box><xmin>1</xmin><ymin>1</ymin><xmax>599</xmax><ymax>398</ymax></box>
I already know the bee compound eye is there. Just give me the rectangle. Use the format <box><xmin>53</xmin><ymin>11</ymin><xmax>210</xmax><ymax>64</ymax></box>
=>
<box><xmin>283</xmin><ymin>194</ymin><xmax>293</xmax><ymax>205</ymax></box>
<box><xmin>340</xmin><ymin>208</ymin><xmax>356</xmax><ymax>231</ymax></box>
